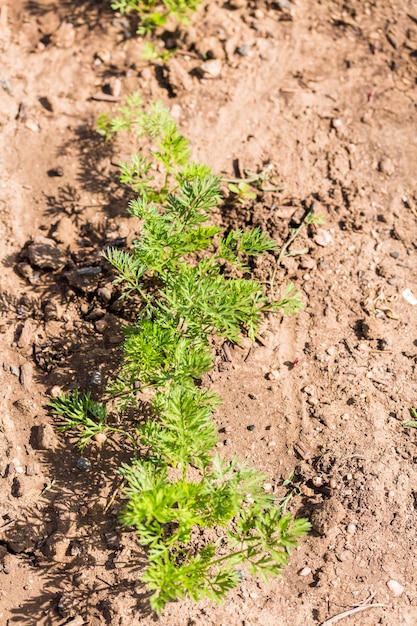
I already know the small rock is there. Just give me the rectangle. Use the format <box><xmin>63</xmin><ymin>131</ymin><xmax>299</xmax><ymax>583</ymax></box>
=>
<box><xmin>90</xmin><ymin>369</ymin><xmax>102</xmax><ymax>385</ymax></box>
<box><xmin>389</xmin><ymin>251</ymin><xmax>399</xmax><ymax>259</ymax></box>
<box><xmin>140</xmin><ymin>67</ymin><xmax>152</xmax><ymax>81</ymax></box>
<box><xmin>26</xmin><ymin>463</ymin><xmax>40</xmax><ymax>476</ymax></box>
<box><xmin>85</xmin><ymin>308</ymin><xmax>105</xmax><ymax>322</ymax></box>
<box><xmin>95</xmin><ymin>49</ymin><xmax>111</xmax><ymax>63</ymax></box>
<box><xmin>19</xmin><ymin>362</ymin><xmax>33</xmax><ymax>390</ymax></box>
<box><xmin>97</xmin><ymin>286</ymin><xmax>112</xmax><ymax>302</ymax></box>
<box><xmin>93</xmin><ymin>432</ymin><xmax>107</xmax><ymax>446</ymax></box>
<box><xmin>27</xmin><ymin>236</ymin><xmax>66</xmax><ymax>270</ymax></box>
<box><xmin>48</xmin><ymin>166</ymin><xmax>64</xmax><ymax>177</ymax></box>
<box><xmin>236</xmin><ymin>43</ymin><xmax>250</xmax><ymax>56</ymax></box>
<box><xmin>9</xmin><ymin>364</ymin><xmax>20</xmax><ymax>377</ymax></box>
<box><xmin>276</xmin><ymin>0</ymin><xmax>295</xmax><ymax>18</ymax></box>
<box><xmin>104</xmin><ymin>531</ymin><xmax>120</xmax><ymax>549</ymax></box>
<box><xmin>312</xmin><ymin>476</ymin><xmax>324</xmax><ymax>487</ymax></box>
<box><xmin>313</xmin><ymin>228</ymin><xmax>333</xmax><ymax>247</ymax></box>
<box><xmin>387</xmin><ymin>579</ymin><xmax>404</xmax><ymax>597</ymax></box>
<box><xmin>95</xmin><ymin>318</ymin><xmax>108</xmax><ymax>333</ymax></box>
<box><xmin>200</xmin><ymin>59</ymin><xmax>222</xmax><ymax>79</ymax></box>
<box><xmin>16</xmin><ymin>262</ymin><xmax>39</xmax><ymax>284</ymax></box>
<box><xmin>25</xmin><ymin>120</ymin><xmax>40</xmax><ymax>132</ymax></box>
<box><xmin>247</xmin><ymin>424</ymin><xmax>256</xmax><ymax>431</ymax></box>
<box><xmin>379</xmin><ymin>157</ymin><xmax>395</xmax><ymax>176</ymax></box>
<box><xmin>52</xmin><ymin>21</ymin><xmax>75</xmax><ymax>48</ymax></box>
<box><xmin>30</xmin><ymin>423</ymin><xmax>59</xmax><ymax>451</ymax></box>
<box><xmin>50</xmin><ymin>385</ymin><xmax>63</xmax><ymax>398</ymax></box>
<box><xmin>346</xmin><ymin>523</ymin><xmax>356</xmax><ymax>535</ymax></box>
<box><xmin>265</xmin><ymin>369</ymin><xmax>280</xmax><ymax>380</ymax></box>
<box><xmin>310</xmin><ymin>499</ymin><xmax>346</xmax><ymax>535</ymax></box>
<box><xmin>165</xmin><ymin>59</ymin><xmax>193</xmax><ymax>94</ymax></box>
<box><xmin>298</xmin><ymin>567</ymin><xmax>312</xmax><ymax>576</ymax></box>
<box><xmin>17</xmin><ymin>319</ymin><xmax>36</xmax><ymax>349</ymax></box>
<box><xmin>76</xmin><ymin>458</ymin><xmax>91</xmax><ymax>472</ymax></box>
<box><xmin>402</xmin><ymin>288</ymin><xmax>417</xmax><ymax>306</ymax></box>
<box><xmin>302</xmin><ymin>384</ymin><xmax>315</xmax><ymax>396</ymax></box>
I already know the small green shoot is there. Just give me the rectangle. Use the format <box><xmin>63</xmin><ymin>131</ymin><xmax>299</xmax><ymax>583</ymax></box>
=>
<box><xmin>110</xmin><ymin>0</ymin><xmax>201</xmax><ymax>35</ymax></box>
<box><xmin>403</xmin><ymin>407</ymin><xmax>417</xmax><ymax>428</ymax></box>
<box><xmin>227</xmin><ymin>181</ymin><xmax>257</xmax><ymax>204</ymax></box>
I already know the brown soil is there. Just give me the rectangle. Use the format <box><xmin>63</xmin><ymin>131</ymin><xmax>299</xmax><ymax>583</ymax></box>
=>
<box><xmin>1</xmin><ymin>0</ymin><xmax>417</xmax><ymax>624</ymax></box>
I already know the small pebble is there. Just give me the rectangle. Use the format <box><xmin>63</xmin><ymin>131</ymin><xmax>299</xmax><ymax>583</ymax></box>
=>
<box><xmin>298</xmin><ymin>567</ymin><xmax>312</xmax><ymax>576</ymax></box>
<box><xmin>94</xmin><ymin>432</ymin><xmax>107</xmax><ymax>446</ymax></box>
<box><xmin>140</xmin><ymin>67</ymin><xmax>152</xmax><ymax>81</ymax></box>
<box><xmin>247</xmin><ymin>424</ymin><xmax>255</xmax><ymax>431</ymax></box>
<box><xmin>90</xmin><ymin>369</ymin><xmax>102</xmax><ymax>385</ymax></box>
<box><xmin>387</xmin><ymin>579</ymin><xmax>404</xmax><ymax>597</ymax></box>
<box><xmin>76</xmin><ymin>458</ymin><xmax>92</xmax><ymax>472</ymax></box>
<box><xmin>265</xmin><ymin>369</ymin><xmax>280</xmax><ymax>380</ymax></box>
<box><xmin>312</xmin><ymin>476</ymin><xmax>324</xmax><ymax>487</ymax></box>
<box><xmin>50</xmin><ymin>385</ymin><xmax>63</xmax><ymax>398</ymax></box>
<box><xmin>95</xmin><ymin>319</ymin><xmax>108</xmax><ymax>333</ymax></box>
<box><xmin>200</xmin><ymin>59</ymin><xmax>222</xmax><ymax>79</ymax></box>
<box><xmin>97</xmin><ymin>286</ymin><xmax>112</xmax><ymax>302</ymax></box>
<box><xmin>95</xmin><ymin>49</ymin><xmax>111</xmax><ymax>63</ymax></box>
<box><xmin>313</xmin><ymin>228</ymin><xmax>333</xmax><ymax>247</ymax></box>
<box><xmin>390</xmin><ymin>251</ymin><xmax>399</xmax><ymax>259</ymax></box>
<box><xmin>302</xmin><ymin>384</ymin><xmax>315</xmax><ymax>396</ymax></box>
<box><xmin>307</xmin><ymin>397</ymin><xmax>318</xmax><ymax>406</ymax></box>
<box><xmin>402</xmin><ymin>288</ymin><xmax>417</xmax><ymax>306</ymax></box>
<box><xmin>48</xmin><ymin>166</ymin><xmax>64</xmax><ymax>177</ymax></box>
<box><xmin>346</xmin><ymin>523</ymin><xmax>356</xmax><ymax>535</ymax></box>
<box><xmin>236</xmin><ymin>43</ymin><xmax>249</xmax><ymax>56</ymax></box>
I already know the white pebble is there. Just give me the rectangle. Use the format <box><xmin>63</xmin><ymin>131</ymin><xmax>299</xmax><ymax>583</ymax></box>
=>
<box><xmin>302</xmin><ymin>385</ymin><xmax>315</xmax><ymax>396</ymax></box>
<box><xmin>387</xmin><ymin>580</ymin><xmax>404</xmax><ymax>596</ymax></box>
<box><xmin>346</xmin><ymin>523</ymin><xmax>356</xmax><ymax>535</ymax></box>
<box><xmin>313</xmin><ymin>228</ymin><xmax>333</xmax><ymax>247</ymax></box>
<box><xmin>298</xmin><ymin>567</ymin><xmax>312</xmax><ymax>576</ymax></box>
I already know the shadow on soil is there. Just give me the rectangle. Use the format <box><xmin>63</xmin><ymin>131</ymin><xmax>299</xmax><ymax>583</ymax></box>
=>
<box><xmin>5</xmin><ymin>400</ymin><xmax>156</xmax><ymax>624</ymax></box>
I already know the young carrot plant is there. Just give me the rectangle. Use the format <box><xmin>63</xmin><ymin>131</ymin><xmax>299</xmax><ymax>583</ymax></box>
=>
<box><xmin>111</xmin><ymin>0</ymin><xmax>201</xmax><ymax>35</ymax></box>
<box><xmin>50</xmin><ymin>104</ymin><xmax>309</xmax><ymax>615</ymax></box>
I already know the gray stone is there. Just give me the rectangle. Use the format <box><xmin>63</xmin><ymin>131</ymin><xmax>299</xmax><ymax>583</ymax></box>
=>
<box><xmin>27</xmin><ymin>236</ymin><xmax>66</xmax><ymax>270</ymax></box>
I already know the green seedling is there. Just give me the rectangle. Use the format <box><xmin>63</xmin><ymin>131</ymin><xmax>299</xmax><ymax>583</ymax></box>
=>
<box><xmin>110</xmin><ymin>0</ymin><xmax>201</xmax><ymax>34</ymax></box>
<box><xmin>142</xmin><ymin>41</ymin><xmax>176</xmax><ymax>62</ymax></box>
<box><xmin>224</xmin><ymin>168</ymin><xmax>284</xmax><ymax>204</ymax></box>
<box><xmin>227</xmin><ymin>181</ymin><xmax>257</xmax><ymax>204</ymax></box>
<box><xmin>403</xmin><ymin>407</ymin><xmax>417</xmax><ymax>428</ymax></box>
<box><xmin>97</xmin><ymin>93</ymin><xmax>212</xmax><ymax>203</ymax></box>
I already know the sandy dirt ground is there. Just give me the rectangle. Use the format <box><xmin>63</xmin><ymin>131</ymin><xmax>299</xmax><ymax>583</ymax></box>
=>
<box><xmin>0</xmin><ymin>0</ymin><xmax>417</xmax><ymax>624</ymax></box>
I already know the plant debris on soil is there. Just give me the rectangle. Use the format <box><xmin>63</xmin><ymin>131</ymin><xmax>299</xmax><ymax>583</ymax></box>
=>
<box><xmin>1</xmin><ymin>0</ymin><xmax>417</xmax><ymax>624</ymax></box>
